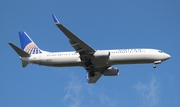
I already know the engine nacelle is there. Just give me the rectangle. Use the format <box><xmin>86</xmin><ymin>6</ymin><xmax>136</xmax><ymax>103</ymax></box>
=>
<box><xmin>103</xmin><ymin>68</ymin><xmax>119</xmax><ymax>76</ymax></box>
<box><xmin>93</xmin><ymin>51</ymin><xmax>110</xmax><ymax>58</ymax></box>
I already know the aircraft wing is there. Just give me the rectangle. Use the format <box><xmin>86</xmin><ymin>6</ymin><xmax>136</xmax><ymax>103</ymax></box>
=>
<box><xmin>86</xmin><ymin>72</ymin><xmax>102</xmax><ymax>84</ymax></box>
<box><xmin>52</xmin><ymin>15</ymin><xmax>95</xmax><ymax>55</ymax></box>
<box><xmin>52</xmin><ymin>15</ymin><xmax>105</xmax><ymax>84</ymax></box>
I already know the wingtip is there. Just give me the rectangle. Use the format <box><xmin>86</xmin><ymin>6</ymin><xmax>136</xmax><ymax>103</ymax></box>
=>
<box><xmin>52</xmin><ymin>14</ymin><xmax>59</xmax><ymax>24</ymax></box>
<box><xmin>8</xmin><ymin>42</ymin><xmax>14</xmax><ymax>47</ymax></box>
<box><xmin>19</xmin><ymin>31</ymin><xmax>26</xmax><ymax>33</ymax></box>
<box><xmin>8</xmin><ymin>42</ymin><xmax>11</xmax><ymax>44</ymax></box>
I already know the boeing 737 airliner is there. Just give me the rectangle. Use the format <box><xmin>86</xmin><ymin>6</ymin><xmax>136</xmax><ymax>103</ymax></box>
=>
<box><xmin>8</xmin><ymin>15</ymin><xmax>171</xmax><ymax>83</ymax></box>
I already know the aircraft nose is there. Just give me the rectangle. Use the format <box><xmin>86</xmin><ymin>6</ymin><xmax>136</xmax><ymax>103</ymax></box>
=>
<box><xmin>164</xmin><ymin>53</ymin><xmax>171</xmax><ymax>59</ymax></box>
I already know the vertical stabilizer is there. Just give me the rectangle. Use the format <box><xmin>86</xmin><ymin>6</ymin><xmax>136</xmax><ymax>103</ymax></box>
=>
<box><xmin>19</xmin><ymin>31</ymin><xmax>42</xmax><ymax>54</ymax></box>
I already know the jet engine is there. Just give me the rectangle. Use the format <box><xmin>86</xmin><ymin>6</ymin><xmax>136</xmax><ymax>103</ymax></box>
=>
<box><xmin>103</xmin><ymin>68</ymin><xmax>119</xmax><ymax>76</ymax></box>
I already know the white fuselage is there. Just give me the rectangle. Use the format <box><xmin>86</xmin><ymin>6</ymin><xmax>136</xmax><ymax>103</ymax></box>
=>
<box><xmin>21</xmin><ymin>49</ymin><xmax>170</xmax><ymax>67</ymax></box>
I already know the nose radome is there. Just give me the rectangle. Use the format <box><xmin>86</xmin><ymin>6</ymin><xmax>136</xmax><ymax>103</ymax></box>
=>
<box><xmin>165</xmin><ymin>53</ymin><xmax>171</xmax><ymax>59</ymax></box>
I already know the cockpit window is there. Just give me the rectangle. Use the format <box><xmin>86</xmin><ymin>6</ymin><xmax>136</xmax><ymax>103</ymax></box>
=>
<box><xmin>158</xmin><ymin>50</ymin><xmax>163</xmax><ymax>53</ymax></box>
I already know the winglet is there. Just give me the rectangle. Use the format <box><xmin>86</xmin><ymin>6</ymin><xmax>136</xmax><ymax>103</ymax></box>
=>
<box><xmin>86</xmin><ymin>75</ymin><xmax>89</xmax><ymax>83</ymax></box>
<box><xmin>52</xmin><ymin>15</ymin><xmax>59</xmax><ymax>24</ymax></box>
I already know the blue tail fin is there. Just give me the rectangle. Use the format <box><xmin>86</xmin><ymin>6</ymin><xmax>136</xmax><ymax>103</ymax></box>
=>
<box><xmin>19</xmin><ymin>31</ymin><xmax>42</xmax><ymax>54</ymax></box>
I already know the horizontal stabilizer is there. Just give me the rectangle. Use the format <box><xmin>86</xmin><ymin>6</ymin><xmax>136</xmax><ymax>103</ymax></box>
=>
<box><xmin>8</xmin><ymin>43</ymin><xmax>30</xmax><ymax>57</ymax></box>
<box><xmin>22</xmin><ymin>60</ymin><xmax>29</xmax><ymax>68</ymax></box>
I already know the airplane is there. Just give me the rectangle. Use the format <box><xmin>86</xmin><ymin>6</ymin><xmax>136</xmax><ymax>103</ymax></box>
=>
<box><xmin>8</xmin><ymin>15</ymin><xmax>171</xmax><ymax>84</ymax></box>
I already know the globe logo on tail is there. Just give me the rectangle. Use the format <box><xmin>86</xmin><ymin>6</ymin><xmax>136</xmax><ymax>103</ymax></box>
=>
<box><xmin>24</xmin><ymin>42</ymin><xmax>42</xmax><ymax>54</ymax></box>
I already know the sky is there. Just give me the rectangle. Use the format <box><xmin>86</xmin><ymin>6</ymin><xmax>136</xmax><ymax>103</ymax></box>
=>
<box><xmin>1</xmin><ymin>0</ymin><xmax>180</xmax><ymax>107</ymax></box>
